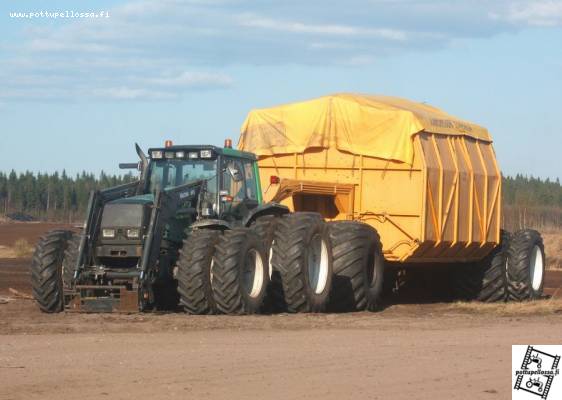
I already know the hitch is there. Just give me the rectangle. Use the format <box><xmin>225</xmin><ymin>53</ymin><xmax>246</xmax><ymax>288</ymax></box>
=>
<box><xmin>65</xmin><ymin>285</ymin><xmax>138</xmax><ymax>313</ymax></box>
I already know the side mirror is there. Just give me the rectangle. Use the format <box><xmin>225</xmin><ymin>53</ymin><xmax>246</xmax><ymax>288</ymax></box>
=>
<box><xmin>119</xmin><ymin>162</ymin><xmax>141</xmax><ymax>170</ymax></box>
<box><xmin>227</xmin><ymin>164</ymin><xmax>244</xmax><ymax>182</ymax></box>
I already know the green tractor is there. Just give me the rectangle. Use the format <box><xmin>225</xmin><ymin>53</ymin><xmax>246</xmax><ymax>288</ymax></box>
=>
<box><xmin>30</xmin><ymin>141</ymin><xmax>334</xmax><ymax>314</ymax></box>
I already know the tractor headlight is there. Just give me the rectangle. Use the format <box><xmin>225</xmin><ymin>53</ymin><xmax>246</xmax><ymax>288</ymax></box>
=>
<box><xmin>151</xmin><ymin>150</ymin><xmax>163</xmax><ymax>159</ymax></box>
<box><xmin>126</xmin><ymin>228</ymin><xmax>140</xmax><ymax>239</ymax></box>
<box><xmin>200</xmin><ymin>150</ymin><xmax>212</xmax><ymax>159</ymax></box>
<box><xmin>175</xmin><ymin>151</ymin><xmax>185</xmax><ymax>158</ymax></box>
<box><xmin>188</xmin><ymin>152</ymin><xmax>198</xmax><ymax>159</ymax></box>
<box><xmin>102</xmin><ymin>229</ymin><xmax>116</xmax><ymax>238</ymax></box>
<box><xmin>164</xmin><ymin>151</ymin><xmax>175</xmax><ymax>159</ymax></box>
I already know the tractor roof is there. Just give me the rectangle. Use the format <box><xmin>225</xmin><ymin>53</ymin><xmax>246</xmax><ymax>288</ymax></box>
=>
<box><xmin>148</xmin><ymin>144</ymin><xmax>257</xmax><ymax>160</ymax></box>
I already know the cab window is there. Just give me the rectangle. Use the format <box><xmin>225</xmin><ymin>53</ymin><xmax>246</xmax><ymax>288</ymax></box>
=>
<box><xmin>222</xmin><ymin>159</ymin><xmax>245</xmax><ymax>205</ymax></box>
<box><xmin>243</xmin><ymin>161</ymin><xmax>257</xmax><ymax>200</ymax></box>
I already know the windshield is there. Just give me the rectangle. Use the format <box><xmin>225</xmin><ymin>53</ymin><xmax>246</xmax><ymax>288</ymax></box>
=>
<box><xmin>148</xmin><ymin>159</ymin><xmax>217</xmax><ymax>192</ymax></box>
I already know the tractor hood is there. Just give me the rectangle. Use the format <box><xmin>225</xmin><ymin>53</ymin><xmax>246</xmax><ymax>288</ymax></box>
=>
<box><xmin>101</xmin><ymin>194</ymin><xmax>153</xmax><ymax>229</ymax></box>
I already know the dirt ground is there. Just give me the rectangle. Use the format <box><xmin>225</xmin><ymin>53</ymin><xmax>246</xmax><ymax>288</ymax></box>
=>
<box><xmin>1</xmin><ymin>223</ymin><xmax>562</xmax><ymax>400</ymax></box>
<box><xmin>0</xmin><ymin>222</ymin><xmax>76</xmax><ymax>248</ymax></box>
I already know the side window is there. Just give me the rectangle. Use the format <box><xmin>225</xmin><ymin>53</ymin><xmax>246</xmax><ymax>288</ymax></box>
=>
<box><xmin>222</xmin><ymin>159</ymin><xmax>245</xmax><ymax>204</ymax></box>
<box><xmin>243</xmin><ymin>161</ymin><xmax>257</xmax><ymax>200</ymax></box>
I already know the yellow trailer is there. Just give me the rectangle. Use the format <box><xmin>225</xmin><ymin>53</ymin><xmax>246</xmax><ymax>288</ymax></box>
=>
<box><xmin>239</xmin><ymin>93</ymin><xmax>501</xmax><ymax>264</ymax></box>
<box><xmin>239</xmin><ymin>93</ymin><xmax>545</xmax><ymax>310</ymax></box>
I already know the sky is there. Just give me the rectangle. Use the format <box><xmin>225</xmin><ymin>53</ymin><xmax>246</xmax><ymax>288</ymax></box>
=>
<box><xmin>0</xmin><ymin>0</ymin><xmax>561</xmax><ymax>179</ymax></box>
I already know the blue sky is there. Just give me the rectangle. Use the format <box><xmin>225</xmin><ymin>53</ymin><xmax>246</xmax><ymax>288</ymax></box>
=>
<box><xmin>0</xmin><ymin>0</ymin><xmax>561</xmax><ymax>179</ymax></box>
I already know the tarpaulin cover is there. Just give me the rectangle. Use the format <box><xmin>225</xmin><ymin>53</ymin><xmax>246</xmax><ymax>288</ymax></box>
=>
<box><xmin>239</xmin><ymin>93</ymin><xmax>491</xmax><ymax>164</ymax></box>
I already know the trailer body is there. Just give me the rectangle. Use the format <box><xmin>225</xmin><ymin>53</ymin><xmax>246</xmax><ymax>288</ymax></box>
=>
<box><xmin>239</xmin><ymin>93</ymin><xmax>501</xmax><ymax>263</ymax></box>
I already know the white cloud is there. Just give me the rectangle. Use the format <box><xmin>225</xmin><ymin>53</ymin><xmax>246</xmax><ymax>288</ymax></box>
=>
<box><xmin>491</xmin><ymin>1</ymin><xmax>562</xmax><ymax>27</ymax></box>
<box><xmin>91</xmin><ymin>87</ymin><xmax>175</xmax><ymax>100</ymax></box>
<box><xmin>147</xmin><ymin>71</ymin><xmax>233</xmax><ymax>87</ymax></box>
<box><xmin>236</xmin><ymin>14</ymin><xmax>408</xmax><ymax>41</ymax></box>
<box><xmin>2</xmin><ymin>0</ymin><xmax>561</xmax><ymax>102</ymax></box>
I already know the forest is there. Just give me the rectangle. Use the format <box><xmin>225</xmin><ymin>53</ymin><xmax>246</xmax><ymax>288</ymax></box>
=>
<box><xmin>0</xmin><ymin>170</ymin><xmax>561</xmax><ymax>229</ymax></box>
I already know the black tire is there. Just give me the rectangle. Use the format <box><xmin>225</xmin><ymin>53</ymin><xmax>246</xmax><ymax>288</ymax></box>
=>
<box><xmin>212</xmin><ymin>228</ymin><xmax>268</xmax><ymax>314</ymax></box>
<box><xmin>453</xmin><ymin>230</ymin><xmax>511</xmax><ymax>302</ymax></box>
<box><xmin>271</xmin><ymin>212</ymin><xmax>333</xmax><ymax>313</ymax></box>
<box><xmin>30</xmin><ymin>230</ymin><xmax>73</xmax><ymax>313</ymax></box>
<box><xmin>177</xmin><ymin>229</ymin><xmax>221</xmax><ymax>314</ymax></box>
<box><xmin>251</xmin><ymin>216</ymin><xmax>284</xmax><ymax>312</ymax></box>
<box><xmin>506</xmin><ymin>229</ymin><xmax>545</xmax><ymax>301</ymax></box>
<box><xmin>327</xmin><ymin>221</ymin><xmax>384</xmax><ymax>312</ymax></box>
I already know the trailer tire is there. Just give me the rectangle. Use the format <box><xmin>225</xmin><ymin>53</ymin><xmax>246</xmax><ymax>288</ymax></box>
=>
<box><xmin>453</xmin><ymin>230</ymin><xmax>511</xmax><ymax>302</ymax></box>
<box><xmin>177</xmin><ymin>229</ymin><xmax>220</xmax><ymax>314</ymax></box>
<box><xmin>251</xmin><ymin>216</ymin><xmax>285</xmax><ymax>312</ymax></box>
<box><xmin>327</xmin><ymin>221</ymin><xmax>384</xmax><ymax>312</ymax></box>
<box><xmin>271</xmin><ymin>213</ymin><xmax>333</xmax><ymax>313</ymax></box>
<box><xmin>506</xmin><ymin>229</ymin><xmax>545</xmax><ymax>301</ymax></box>
<box><xmin>212</xmin><ymin>228</ymin><xmax>268</xmax><ymax>314</ymax></box>
<box><xmin>31</xmin><ymin>230</ymin><xmax>73</xmax><ymax>313</ymax></box>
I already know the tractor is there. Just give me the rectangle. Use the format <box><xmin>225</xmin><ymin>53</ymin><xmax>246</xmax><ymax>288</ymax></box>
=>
<box><xmin>30</xmin><ymin>140</ymin><xmax>333</xmax><ymax>314</ymax></box>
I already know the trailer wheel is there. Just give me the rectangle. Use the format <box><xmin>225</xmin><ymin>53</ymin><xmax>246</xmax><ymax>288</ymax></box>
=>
<box><xmin>506</xmin><ymin>229</ymin><xmax>545</xmax><ymax>301</ymax></box>
<box><xmin>177</xmin><ymin>229</ymin><xmax>220</xmax><ymax>314</ymax></box>
<box><xmin>327</xmin><ymin>221</ymin><xmax>384</xmax><ymax>312</ymax></box>
<box><xmin>271</xmin><ymin>213</ymin><xmax>333</xmax><ymax>313</ymax></box>
<box><xmin>453</xmin><ymin>230</ymin><xmax>511</xmax><ymax>302</ymax></box>
<box><xmin>212</xmin><ymin>228</ymin><xmax>268</xmax><ymax>314</ymax></box>
<box><xmin>30</xmin><ymin>230</ymin><xmax>73</xmax><ymax>313</ymax></box>
<box><xmin>251</xmin><ymin>216</ymin><xmax>284</xmax><ymax>312</ymax></box>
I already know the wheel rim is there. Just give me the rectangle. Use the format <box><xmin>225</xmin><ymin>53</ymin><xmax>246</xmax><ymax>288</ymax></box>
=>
<box><xmin>307</xmin><ymin>234</ymin><xmax>329</xmax><ymax>295</ymax></box>
<box><xmin>529</xmin><ymin>245</ymin><xmax>544</xmax><ymax>291</ymax></box>
<box><xmin>242</xmin><ymin>249</ymin><xmax>265</xmax><ymax>298</ymax></box>
<box><xmin>268</xmin><ymin>240</ymin><xmax>274</xmax><ymax>279</ymax></box>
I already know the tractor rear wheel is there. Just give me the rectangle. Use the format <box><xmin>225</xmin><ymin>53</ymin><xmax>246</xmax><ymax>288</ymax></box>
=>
<box><xmin>327</xmin><ymin>221</ymin><xmax>384</xmax><ymax>312</ymax></box>
<box><xmin>453</xmin><ymin>230</ymin><xmax>511</xmax><ymax>302</ymax></box>
<box><xmin>506</xmin><ymin>229</ymin><xmax>545</xmax><ymax>301</ymax></box>
<box><xmin>31</xmin><ymin>230</ymin><xmax>73</xmax><ymax>313</ymax></box>
<box><xmin>251</xmin><ymin>216</ymin><xmax>284</xmax><ymax>312</ymax></box>
<box><xmin>177</xmin><ymin>229</ymin><xmax>220</xmax><ymax>314</ymax></box>
<box><xmin>271</xmin><ymin>213</ymin><xmax>333</xmax><ymax>313</ymax></box>
<box><xmin>212</xmin><ymin>228</ymin><xmax>268</xmax><ymax>314</ymax></box>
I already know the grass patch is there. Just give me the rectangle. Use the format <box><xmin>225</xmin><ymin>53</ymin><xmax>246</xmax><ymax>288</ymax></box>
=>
<box><xmin>12</xmin><ymin>238</ymin><xmax>33</xmax><ymax>258</ymax></box>
<box><xmin>543</xmin><ymin>230</ymin><xmax>562</xmax><ymax>270</ymax></box>
<box><xmin>447</xmin><ymin>298</ymin><xmax>562</xmax><ymax>316</ymax></box>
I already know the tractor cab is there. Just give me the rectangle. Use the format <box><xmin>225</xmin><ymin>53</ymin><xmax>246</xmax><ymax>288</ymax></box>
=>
<box><xmin>144</xmin><ymin>141</ymin><xmax>262</xmax><ymax>221</ymax></box>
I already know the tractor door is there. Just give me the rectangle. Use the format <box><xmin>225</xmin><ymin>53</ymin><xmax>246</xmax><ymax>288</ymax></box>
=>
<box><xmin>220</xmin><ymin>157</ymin><xmax>259</xmax><ymax>221</ymax></box>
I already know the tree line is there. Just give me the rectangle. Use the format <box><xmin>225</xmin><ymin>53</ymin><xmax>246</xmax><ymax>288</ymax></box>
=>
<box><xmin>0</xmin><ymin>170</ymin><xmax>561</xmax><ymax>229</ymax></box>
<box><xmin>0</xmin><ymin>170</ymin><xmax>135</xmax><ymax>222</ymax></box>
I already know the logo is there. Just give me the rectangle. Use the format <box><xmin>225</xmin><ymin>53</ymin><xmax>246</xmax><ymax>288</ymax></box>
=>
<box><xmin>513</xmin><ymin>345</ymin><xmax>561</xmax><ymax>399</ymax></box>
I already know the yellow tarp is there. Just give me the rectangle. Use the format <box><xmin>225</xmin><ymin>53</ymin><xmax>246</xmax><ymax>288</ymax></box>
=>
<box><xmin>239</xmin><ymin>93</ymin><xmax>491</xmax><ymax>164</ymax></box>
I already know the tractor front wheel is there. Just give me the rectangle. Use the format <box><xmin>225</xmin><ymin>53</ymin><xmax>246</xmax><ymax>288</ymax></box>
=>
<box><xmin>31</xmin><ymin>230</ymin><xmax>74</xmax><ymax>313</ymax></box>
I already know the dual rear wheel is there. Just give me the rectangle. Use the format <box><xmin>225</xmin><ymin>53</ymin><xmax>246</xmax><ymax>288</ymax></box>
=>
<box><xmin>179</xmin><ymin>212</ymin><xmax>380</xmax><ymax>315</ymax></box>
<box><xmin>453</xmin><ymin>229</ymin><xmax>545</xmax><ymax>302</ymax></box>
<box><xmin>177</xmin><ymin>227</ymin><xmax>268</xmax><ymax>315</ymax></box>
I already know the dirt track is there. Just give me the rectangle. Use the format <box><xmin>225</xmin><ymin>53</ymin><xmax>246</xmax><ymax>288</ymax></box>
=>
<box><xmin>1</xmin><ymin>257</ymin><xmax>562</xmax><ymax>399</ymax></box>
<box><xmin>1</xmin><ymin>223</ymin><xmax>562</xmax><ymax>399</ymax></box>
